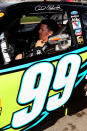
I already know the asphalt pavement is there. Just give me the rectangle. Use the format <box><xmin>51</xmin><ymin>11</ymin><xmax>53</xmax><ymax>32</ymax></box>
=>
<box><xmin>30</xmin><ymin>95</ymin><xmax>87</xmax><ymax>131</ymax></box>
<box><xmin>44</xmin><ymin>108</ymin><xmax>87</xmax><ymax>131</ymax></box>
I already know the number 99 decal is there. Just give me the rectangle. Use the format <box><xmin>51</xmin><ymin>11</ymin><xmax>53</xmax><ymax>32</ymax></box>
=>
<box><xmin>11</xmin><ymin>54</ymin><xmax>81</xmax><ymax>129</ymax></box>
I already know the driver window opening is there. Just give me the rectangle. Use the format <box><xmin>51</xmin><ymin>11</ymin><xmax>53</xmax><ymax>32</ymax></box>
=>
<box><xmin>0</xmin><ymin>12</ymin><xmax>72</xmax><ymax>65</ymax></box>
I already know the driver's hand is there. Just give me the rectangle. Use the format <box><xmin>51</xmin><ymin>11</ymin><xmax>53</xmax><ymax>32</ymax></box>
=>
<box><xmin>15</xmin><ymin>54</ymin><xmax>23</xmax><ymax>60</ymax></box>
<box><xmin>35</xmin><ymin>40</ymin><xmax>45</xmax><ymax>47</ymax></box>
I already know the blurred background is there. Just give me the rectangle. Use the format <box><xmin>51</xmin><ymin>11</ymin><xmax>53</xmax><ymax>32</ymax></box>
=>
<box><xmin>0</xmin><ymin>0</ymin><xmax>87</xmax><ymax>4</ymax></box>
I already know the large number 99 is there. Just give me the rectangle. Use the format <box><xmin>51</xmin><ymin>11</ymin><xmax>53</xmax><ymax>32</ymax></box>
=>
<box><xmin>11</xmin><ymin>54</ymin><xmax>81</xmax><ymax>128</ymax></box>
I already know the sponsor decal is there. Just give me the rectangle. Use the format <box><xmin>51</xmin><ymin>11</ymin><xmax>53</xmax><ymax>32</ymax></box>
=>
<box><xmin>71</xmin><ymin>16</ymin><xmax>80</xmax><ymax>22</ymax></box>
<box><xmin>71</xmin><ymin>11</ymin><xmax>78</xmax><ymax>15</ymax></box>
<box><xmin>72</xmin><ymin>22</ymin><xmax>81</xmax><ymax>30</ymax></box>
<box><xmin>0</xmin><ymin>47</ymin><xmax>87</xmax><ymax>131</ymax></box>
<box><xmin>75</xmin><ymin>29</ymin><xmax>82</xmax><ymax>36</ymax></box>
<box><xmin>77</xmin><ymin>35</ymin><xmax>84</xmax><ymax>44</ymax></box>
<box><xmin>71</xmin><ymin>15</ymin><xmax>79</xmax><ymax>18</ymax></box>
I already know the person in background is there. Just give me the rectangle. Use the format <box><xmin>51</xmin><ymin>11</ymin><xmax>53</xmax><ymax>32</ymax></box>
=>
<box><xmin>15</xmin><ymin>19</ymin><xmax>58</xmax><ymax>60</ymax></box>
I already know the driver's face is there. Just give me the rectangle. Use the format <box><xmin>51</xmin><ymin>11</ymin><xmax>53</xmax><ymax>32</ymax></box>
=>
<box><xmin>39</xmin><ymin>24</ymin><xmax>51</xmax><ymax>42</ymax></box>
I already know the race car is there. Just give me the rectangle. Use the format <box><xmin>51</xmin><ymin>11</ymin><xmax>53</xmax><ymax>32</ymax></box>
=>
<box><xmin>0</xmin><ymin>1</ymin><xmax>86</xmax><ymax>131</ymax></box>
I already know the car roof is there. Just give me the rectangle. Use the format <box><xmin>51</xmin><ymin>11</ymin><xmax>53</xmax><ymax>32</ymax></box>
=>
<box><xmin>0</xmin><ymin>1</ymin><xmax>85</xmax><ymax>15</ymax></box>
<box><xmin>0</xmin><ymin>1</ymin><xmax>87</xmax><ymax>33</ymax></box>
<box><xmin>0</xmin><ymin>1</ymin><xmax>84</xmax><ymax>10</ymax></box>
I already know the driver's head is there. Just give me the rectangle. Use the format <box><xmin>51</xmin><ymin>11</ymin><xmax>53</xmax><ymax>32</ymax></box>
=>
<box><xmin>38</xmin><ymin>19</ymin><xmax>58</xmax><ymax>42</ymax></box>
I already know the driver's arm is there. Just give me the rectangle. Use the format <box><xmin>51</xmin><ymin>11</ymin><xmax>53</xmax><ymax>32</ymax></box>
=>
<box><xmin>35</xmin><ymin>40</ymin><xmax>46</xmax><ymax>47</ymax></box>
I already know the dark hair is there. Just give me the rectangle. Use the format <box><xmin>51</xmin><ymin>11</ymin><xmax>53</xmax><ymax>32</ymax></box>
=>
<box><xmin>41</xmin><ymin>19</ymin><xmax>58</xmax><ymax>33</ymax></box>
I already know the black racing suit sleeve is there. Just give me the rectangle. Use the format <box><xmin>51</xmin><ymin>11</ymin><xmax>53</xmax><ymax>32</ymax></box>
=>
<box><xmin>23</xmin><ymin>43</ymin><xmax>48</xmax><ymax>58</ymax></box>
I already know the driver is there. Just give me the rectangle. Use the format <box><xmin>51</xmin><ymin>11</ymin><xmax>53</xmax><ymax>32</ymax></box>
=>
<box><xmin>15</xmin><ymin>19</ymin><xmax>58</xmax><ymax>60</ymax></box>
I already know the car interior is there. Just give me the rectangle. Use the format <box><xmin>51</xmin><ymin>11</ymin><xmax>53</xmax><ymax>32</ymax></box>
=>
<box><xmin>0</xmin><ymin>10</ymin><xmax>83</xmax><ymax>65</ymax></box>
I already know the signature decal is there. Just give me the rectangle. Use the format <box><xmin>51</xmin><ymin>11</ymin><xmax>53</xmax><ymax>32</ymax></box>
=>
<box><xmin>35</xmin><ymin>5</ymin><xmax>62</xmax><ymax>11</ymax></box>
